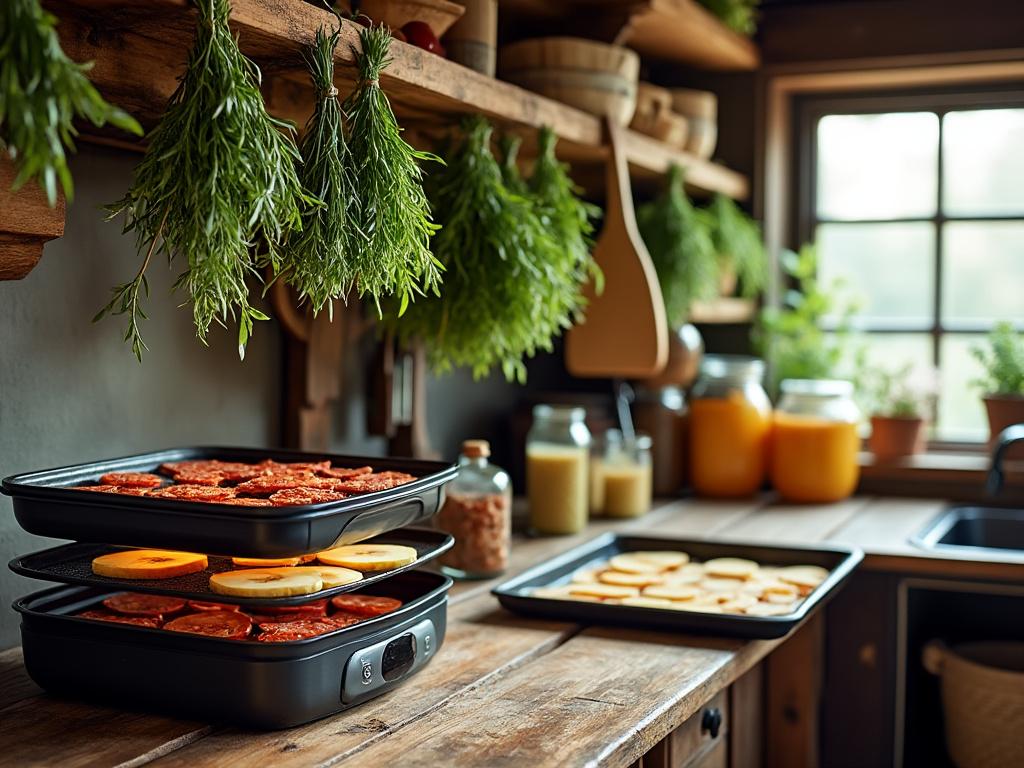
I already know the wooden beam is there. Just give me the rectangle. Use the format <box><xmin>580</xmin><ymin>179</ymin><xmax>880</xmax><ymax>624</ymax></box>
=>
<box><xmin>0</xmin><ymin>157</ymin><xmax>66</xmax><ymax>281</ymax></box>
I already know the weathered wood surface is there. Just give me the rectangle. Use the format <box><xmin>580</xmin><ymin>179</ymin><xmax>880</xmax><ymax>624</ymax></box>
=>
<box><xmin>0</xmin><ymin>157</ymin><xmax>66</xmax><ymax>281</ymax></box>
<box><xmin>2</xmin><ymin>495</ymin><xmax>1019</xmax><ymax>767</ymax></box>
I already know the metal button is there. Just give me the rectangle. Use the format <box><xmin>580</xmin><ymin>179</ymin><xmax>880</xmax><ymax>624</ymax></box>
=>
<box><xmin>360</xmin><ymin>659</ymin><xmax>373</xmax><ymax>684</ymax></box>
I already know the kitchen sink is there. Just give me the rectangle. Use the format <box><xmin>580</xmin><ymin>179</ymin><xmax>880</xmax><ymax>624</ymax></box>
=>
<box><xmin>911</xmin><ymin>506</ymin><xmax>1024</xmax><ymax>561</ymax></box>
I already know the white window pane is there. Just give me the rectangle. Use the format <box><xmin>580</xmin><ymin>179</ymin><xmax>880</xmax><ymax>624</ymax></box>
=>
<box><xmin>817</xmin><ymin>222</ymin><xmax>934</xmax><ymax>326</ymax></box>
<box><xmin>938</xmin><ymin>335</ymin><xmax>989</xmax><ymax>442</ymax></box>
<box><xmin>943</xmin><ymin>109</ymin><xmax>1024</xmax><ymax>216</ymax></box>
<box><xmin>817</xmin><ymin>113</ymin><xmax>939</xmax><ymax>220</ymax></box>
<box><xmin>942</xmin><ymin>222</ymin><xmax>1024</xmax><ymax>325</ymax></box>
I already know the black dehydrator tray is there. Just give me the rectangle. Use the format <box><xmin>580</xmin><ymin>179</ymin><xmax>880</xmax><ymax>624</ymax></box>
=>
<box><xmin>10</xmin><ymin>527</ymin><xmax>453</xmax><ymax>608</ymax></box>
<box><xmin>492</xmin><ymin>533</ymin><xmax>863</xmax><ymax>639</ymax></box>
<box><xmin>1</xmin><ymin>446</ymin><xmax>457</xmax><ymax>557</ymax></box>
<box><xmin>16</xmin><ymin>570</ymin><xmax>451</xmax><ymax>729</ymax></box>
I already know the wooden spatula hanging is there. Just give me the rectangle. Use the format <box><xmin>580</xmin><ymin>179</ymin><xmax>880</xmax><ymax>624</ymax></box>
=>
<box><xmin>566</xmin><ymin>120</ymin><xmax>669</xmax><ymax>379</ymax></box>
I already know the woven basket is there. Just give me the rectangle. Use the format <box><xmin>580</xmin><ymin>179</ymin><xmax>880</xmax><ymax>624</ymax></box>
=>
<box><xmin>923</xmin><ymin>640</ymin><xmax>1024</xmax><ymax>768</ymax></box>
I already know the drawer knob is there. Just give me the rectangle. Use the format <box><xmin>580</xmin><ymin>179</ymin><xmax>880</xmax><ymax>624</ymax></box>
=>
<box><xmin>701</xmin><ymin>706</ymin><xmax>723</xmax><ymax>739</ymax></box>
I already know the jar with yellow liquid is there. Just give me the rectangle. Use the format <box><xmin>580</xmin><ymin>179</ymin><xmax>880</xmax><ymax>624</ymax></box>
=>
<box><xmin>689</xmin><ymin>355</ymin><xmax>772</xmax><ymax>498</ymax></box>
<box><xmin>526</xmin><ymin>405</ymin><xmax>591</xmax><ymax>535</ymax></box>
<box><xmin>592</xmin><ymin>430</ymin><xmax>653</xmax><ymax>518</ymax></box>
<box><xmin>771</xmin><ymin>379</ymin><xmax>861</xmax><ymax>503</ymax></box>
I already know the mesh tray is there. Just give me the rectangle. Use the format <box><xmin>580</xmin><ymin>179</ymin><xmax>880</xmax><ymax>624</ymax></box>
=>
<box><xmin>1</xmin><ymin>446</ymin><xmax>457</xmax><ymax>557</ymax></box>
<box><xmin>492</xmin><ymin>533</ymin><xmax>863</xmax><ymax>639</ymax></box>
<box><xmin>10</xmin><ymin>527</ymin><xmax>453</xmax><ymax>608</ymax></box>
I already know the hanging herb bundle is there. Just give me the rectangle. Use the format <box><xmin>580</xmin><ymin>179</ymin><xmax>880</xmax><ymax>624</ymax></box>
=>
<box><xmin>345</xmin><ymin>26</ymin><xmax>442</xmax><ymax>316</ymax></box>
<box><xmin>527</xmin><ymin>126</ymin><xmax>603</xmax><ymax>309</ymax></box>
<box><xmin>498</xmin><ymin>134</ymin><xmax>527</xmax><ymax>194</ymax></box>
<box><xmin>98</xmin><ymin>0</ymin><xmax>313</xmax><ymax>360</ymax></box>
<box><xmin>703</xmin><ymin>192</ymin><xmax>766</xmax><ymax>298</ymax></box>
<box><xmin>389</xmin><ymin>116</ymin><xmax>568</xmax><ymax>382</ymax></box>
<box><xmin>0</xmin><ymin>0</ymin><xmax>142</xmax><ymax>206</ymax></box>
<box><xmin>637</xmin><ymin>164</ymin><xmax>718</xmax><ymax>329</ymax></box>
<box><xmin>282</xmin><ymin>25</ymin><xmax>358</xmax><ymax>316</ymax></box>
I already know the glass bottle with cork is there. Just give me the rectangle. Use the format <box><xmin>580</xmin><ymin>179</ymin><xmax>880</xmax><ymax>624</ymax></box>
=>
<box><xmin>436</xmin><ymin>440</ymin><xmax>511</xmax><ymax>579</ymax></box>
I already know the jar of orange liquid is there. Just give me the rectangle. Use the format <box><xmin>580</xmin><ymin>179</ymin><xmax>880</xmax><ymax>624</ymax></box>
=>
<box><xmin>771</xmin><ymin>379</ymin><xmax>861</xmax><ymax>503</ymax></box>
<box><xmin>690</xmin><ymin>356</ymin><xmax>772</xmax><ymax>497</ymax></box>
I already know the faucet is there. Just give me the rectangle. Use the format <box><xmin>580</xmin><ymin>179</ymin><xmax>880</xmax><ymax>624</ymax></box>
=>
<box><xmin>986</xmin><ymin>423</ymin><xmax>1024</xmax><ymax>496</ymax></box>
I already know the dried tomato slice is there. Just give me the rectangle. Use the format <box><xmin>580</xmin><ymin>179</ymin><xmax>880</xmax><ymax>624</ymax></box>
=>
<box><xmin>255</xmin><ymin>615</ymin><xmax>361</xmax><ymax>642</ymax></box>
<box><xmin>148</xmin><ymin>485</ymin><xmax>236</xmax><ymax>501</ymax></box>
<box><xmin>331</xmin><ymin>472</ymin><xmax>415</xmax><ymax>494</ymax></box>
<box><xmin>170</xmin><ymin>469</ymin><xmax>225</xmax><ymax>486</ymax></box>
<box><xmin>164</xmin><ymin>611</ymin><xmax>252</xmax><ymax>640</ymax></box>
<box><xmin>187</xmin><ymin>600</ymin><xmax>240</xmax><ymax>612</ymax></box>
<box><xmin>103</xmin><ymin>593</ymin><xmax>186</xmax><ymax>617</ymax></box>
<box><xmin>69</xmin><ymin>484</ymin><xmax>122</xmax><ymax>493</ymax></box>
<box><xmin>98</xmin><ymin>472</ymin><xmax>165</xmax><ymax>488</ymax></box>
<box><xmin>330</xmin><ymin>594</ymin><xmax>403</xmax><ymax>617</ymax></box>
<box><xmin>269</xmin><ymin>487</ymin><xmax>348</xmax><ymax>506</ymax></box>
<box><xmin>318</xmin><ymin>465</ymin><xmax>374</xmax><ymax>479</ymax></box>
<box><xmin>234</xmin><ymin>474</ymin><xmax>317</xmax><ymax>495</ymax></box>
<box><xmin>258</xmin><ymin>459</ymin><xmax>332</xmax><ymax>475</ymax></box>
<box><xmin>111</xmin><ymin>486</ymin><xmax>153</xmax><ymax>496</ymax></box>
<box><xmin>256</xmin><ymin>599</ymin><xmax>329</xmax><ymax>617</ymax></box>
<box><xmin>211</xmin><ymin>497</ymin><xmax>273</xmax><ymax>507</ymax></box>
<box><xmin>77</xmin><ymin>609</ymin><xmax>162</xmax><ymax>628</ymax></box>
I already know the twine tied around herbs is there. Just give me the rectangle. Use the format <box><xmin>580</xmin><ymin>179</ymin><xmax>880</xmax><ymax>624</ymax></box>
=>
<box><xmin>318</xmin><ymin>84</ymin><xmax>339</xmax><ymax>100</ymax></box>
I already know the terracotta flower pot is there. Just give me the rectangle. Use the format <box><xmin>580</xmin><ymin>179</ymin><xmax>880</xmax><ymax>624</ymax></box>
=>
<box><xmin>983</xmin><ymin>394</ymin><xmax>1024</xmax><ymax>459</ymax></box>
<box><xmin>868</xmin><ymin>415</ymin><xmax>926</xmax><ymax>462</ymax></box>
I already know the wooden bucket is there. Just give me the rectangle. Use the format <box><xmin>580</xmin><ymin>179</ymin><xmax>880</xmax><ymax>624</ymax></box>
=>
<box><xmin>671</xmin><ymin>88</ymin><xmax>717</xmax><ymax>159</ymax></box>
<box><xmin>444</xmin><ymin>0</ymin><xmax>498</xmax><ymax>76</ymax></box>
<box><xmin>500</xmin><ymin>37</ymin><xmax>640</xmax><ymax>126</ymax></box>
<box><xmin>353</xmin><ymin>0</ymin><xmax>465</xmax><ymax>36</ymax></box>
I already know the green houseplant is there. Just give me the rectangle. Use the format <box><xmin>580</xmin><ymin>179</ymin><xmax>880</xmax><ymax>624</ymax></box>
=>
<box><xmin>861</xmin><ymin>364</ymin><xmax>938</xmax><ymax>461</ymax></box>
<box><xmin>702</xmin><ymin>193</ymin><xmax>766</xmax><ymax>299</ymax></box>
<box><xmin>972</xmin><ymin>321</ymin><xmax>1024</xmax><ymax>448</ymax></box>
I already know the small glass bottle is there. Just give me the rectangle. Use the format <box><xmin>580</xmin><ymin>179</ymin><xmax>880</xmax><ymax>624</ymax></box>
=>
<box><xmin>690</xmin><ymin>355</ymin><xmax>772</xmax><ymax>498</ymax></box>
<box><xmin>598</xmin><ymin>431</ymin><xmax>654</xmax><ymax>518</ymax></box>
<box><xmin>771</xmin><ymin>379</ymin><xmax>861</xmax><ymax>503</ymax></box>
<box><xmin>436</xmin><ymin>440</ymin><xmax>511</xmax><ymax>579</ymax></box>
<box><xmin>526</xmin><ymin>405</ymin><xmax>591</xmax><ymax>535</ymax></box>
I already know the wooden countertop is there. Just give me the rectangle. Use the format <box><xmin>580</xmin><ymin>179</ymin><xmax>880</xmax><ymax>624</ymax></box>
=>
<box><xmin>2</xmin><ymin>496</ymin><xmax>1022</xmax><ymax>767</ymax></box>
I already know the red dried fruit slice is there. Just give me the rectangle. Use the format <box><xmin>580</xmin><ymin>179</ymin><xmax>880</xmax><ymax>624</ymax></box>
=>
<box><xmin>98</xmin><ymin>472</ymin><xmax>165</xmax><ymax>488</ymax></box>
<box><xmin>210</xmin><ymin>497</ymin><xmax>273</xmax><ymax>507</ymax></box>
<box><xmin>234</xmin><ymin>474</ymin><xmax>317</xmax><ymax>495</ymax></box>
<box><xmin>331</xmin><ymin>472</ymin><xmax>415</xmax><ymax>494</ymax></box>
<box><xmin>329</xmin><ymin>594</ymin><xmax>403</xmax><ymax>617</ymax></box>
<box><xmin>69</xmin><ymin>484</ymin><xmax>122</xmax><ymax>493</ymax></box>
<box><xmin>318</xmin><ymin>465</ymin><xmax>373</xmax><ymax>479</ymax></box>
<box><xmin>158</xmin><ymin>460</ymin><xmax>218</xmax><ymax>476</ymax></box>
<box><xmin>258</xmin><ymin>459</ymin><xmax>332</xmax><ymax>475</ymax></box>
<box><xmin>111</xmin><ymin>486</ymin><xmax>153</xmax><ymax>496</ymax></box>
<box><xmin>255</xmin><ymin>615</ymin><xmax>362</xmax><ymax>642</ymax></box>
<box><xmin>170</xmin><ymin>469</ymin><xmax>225</xmax><ymax>486</ymax></box>
<box><xmin>269</xmin><ymin>487</ymin><xmax>348</xmax><ymax>507</ymax></box>
<box><xmin>77</xmin><ymin>609</ymin><xmax>163</xmax><ymax>628</ymax></box>
<box><xmin>187</xmin><ymin>600</ymin><xmax>241</xmax><ymax>612</ymax></box>
<box><xmin>256</xmin><ymin>599</ymin><xmax>329</xmax><ymax>617</ymax></box>
<box><xmin>148</xmin><ymin>485</ymin><xmax>236</xmax><ymax>501</ymax></box>
<box><xmin>163</xmin><ymin>611</ymin><xmax>252</xmax><ymax>640</ymax></box>
<box><xmin>247</xmin><ymin>609</ymin><xmax>325</xmax><ymax>624</ymax></box>
<box><xmin>103</xmin><ymin>592</ymin><xmax>187</xmax><ymax>617</ymax></box>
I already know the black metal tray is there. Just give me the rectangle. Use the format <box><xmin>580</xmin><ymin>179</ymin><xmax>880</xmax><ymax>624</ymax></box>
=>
<box><xmin>10</xmin><ymin>527</ymin><xmax>452</xmax><ymax>608</ymax></box>
<box><xmin>15</xmin><ymin>570</ymin><xmax>450</xmax><ymax>729</ymax></box>
<box><xmin>1</xmin><ymin>446</ymin><xmax>457</xmax><ymax>557</ymax></box>
<box><xmin>492</xmin><ymin>533</ymin><xmax>863</xmax><ymax>639</ymax></box>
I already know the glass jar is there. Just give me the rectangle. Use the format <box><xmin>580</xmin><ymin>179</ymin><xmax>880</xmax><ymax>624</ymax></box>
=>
<box><xmin>689</xmin><ymin>355</ymin><xmax>772</xmax><ymax>498</ymax></box>
<box><xmin>588</xmin><ymin>429</ymin><xmax>620</xmax><ymax>517</ymax></box>
<box><xmin>526</xmin><ymin>405</ymin><xmax>591</xmax><ymax>535</ymax></box>
<box><xmin>633</xmin><ymin>385</ymin><xmax>689</xmax><ymax>496</ymax></box>
<box><xmin>771</xmin><ymin>379</ymin><xmax>861</xmax><ymax>503</ymax></box>
<box><xmin>595</xmin><ymin>431</ymin><xmax>654</xmax><ymax>518</ymax></box>
<box><xmin>436</xmin><ymin>440</ymin><xmax>511</xmax><ymax>579</ymax></box>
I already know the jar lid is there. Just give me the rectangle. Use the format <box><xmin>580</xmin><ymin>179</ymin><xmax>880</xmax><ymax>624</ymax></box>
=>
<box><xmin>532</xmin><ymin>404</ymin><xmax>586</xmax><ymax>422</ymax></box>
<box><xmin>462</xmin><ymin>439</ymin><xmax>490</xmax><ymax>458</ymax></box>
<box><xmin>780</xmin><ymin>379</ymin><xmax>854</xmax><ymax>398</ymax></box>
<box><xmin>700</xmin><ymin>355</ymin><xmax>765</xmax><ymax>382</ymax></box>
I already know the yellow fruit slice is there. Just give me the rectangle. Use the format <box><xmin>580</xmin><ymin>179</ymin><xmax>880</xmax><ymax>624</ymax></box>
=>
<box><xmin>704</xmin><ymin>557</ymin><xmax>760</xmax><ymax>580</ymax></box>
<box><xmin>631</xmin><ymin>551</ymin><xmax>690</xmax><ymax>569</ymax></box>
<box><xmin>531</xmin><ymin>585</ymin><xmax>575</xmax><ymax>599</ymax></box>
<box><xmin>719</xmin><ymin>594</ymin><xmax>758</xmax><ymax>612</ymax></box>
<box><xmin>598</xmin><ymin>570</ymin><xmax>664</xmax><ymax>588</ymax></box>
<box><xmin>231</xmin><ymin>557</ymin><xmax>301</xmax><ymax>567</ymax></box>
<box><xmin>621</xmin><ymin>596</ymin><xmax>676</xmax><ymax>609</ymax></box>
<box><xmin>209</xmin><ymin>568</ymin><xmax>323</xmax><ymax>597</ymax></box>
<box><xmin>92</xmin><ymin>550</ymin><xmax>208</xmax><ymax>580</ymax></box>
<box><xmin>291</xmin><ymin>565</ymin><xmax>362</xmax><ymax>588</ymax></box>
<box><xmin>570</xmin><ymin>567</ymin><xmax>602</xmax><ymax>584</ymax></box>
<box><xmin>701</xmin><ymin>576</ymin><xmax>748</xmax><ymax>593</ymax></box>
<box><xmin>776</xmin><ymin>565</ymin><xmax>829</xmax><ymax>589</ymax></box>
<box><xmin>568</xmin><ymin>583</ymin><xmax>640</xmax><ymax>599</ymax></box>
<box><xmin>316</xmin><ymin>544</ymin><xmax>417</xmax><ymax>571</ymax></box>
<box><xmin>608</xmin><ymin>554</ymin><xmax>663</xmax><ymax>574</ymax></box>
<box><xmin>745</xmin><ymin>602</ymin><xmax>796</xmax><ymax>616</ymax></box>
<box><xmin>642</xmin><ymin>584</ymin><xmax>701</xmax><ymax>602</ymax></box>
<box><xmin>670</xmin><ymin>602</ymin><xmax>724</xmax><ymax>614</ymax></box>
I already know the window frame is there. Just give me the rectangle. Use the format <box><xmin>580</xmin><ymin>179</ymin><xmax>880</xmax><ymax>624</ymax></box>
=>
<box><xmin>792</xmin><ymin>85</ymin><xmax>1024</xmax><ymax>447</ymax></box>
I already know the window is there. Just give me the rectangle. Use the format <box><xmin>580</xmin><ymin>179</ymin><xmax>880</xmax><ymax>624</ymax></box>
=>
<box><xmin>799</xmin><ymin>90</ymin><xmax>1024</xmax><ymax>442</ymax></box>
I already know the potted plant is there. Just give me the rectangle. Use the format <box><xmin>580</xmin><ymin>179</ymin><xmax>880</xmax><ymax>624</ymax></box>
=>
<box><xmin>972</xmin><ymin>322</ymin><xmax>1024</xmax><ymax>450</ymax></box>
<box><xmin>862</xmin><ymin>364</ymin><xmax>938</xmax><ymax>461</ymax></box>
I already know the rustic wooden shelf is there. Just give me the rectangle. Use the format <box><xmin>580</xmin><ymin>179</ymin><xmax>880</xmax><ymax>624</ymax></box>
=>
<box><xmin>499</xmin><ymin>0</ymin><xmax>760</xmax><ymax>72</ymax></box>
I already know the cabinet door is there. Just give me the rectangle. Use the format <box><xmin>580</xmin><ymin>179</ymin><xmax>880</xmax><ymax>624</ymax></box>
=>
<box><xmin>642</xmin><ymin>691</ymin><xmax>730</xmax><ymax>768</ymax></box>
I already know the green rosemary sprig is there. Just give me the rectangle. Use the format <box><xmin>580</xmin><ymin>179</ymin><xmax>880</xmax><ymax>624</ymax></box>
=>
<box><xmin>283</xmin><ymin>24</ymin><xmax>360</xmax><ymax>316</ymax></box>
<box><xmin>637</xmin><ymin>164</ymin><xmax>718</xmax><ymax>328</ymax></box>
<box><xmin>345</xmin><ymin>26</ymin><xmax>442</xmax><ymax>316</ymax></box>
<box><xmin>99</xmin><ymin>0</ymin><xmax>315</xmax><ymax>361</ymax></box>
<box><xmin>389</xmin><ymin>116</ymin><xmax>570</xmax><ymax>383</ymax></box>
<box><xmin>0</xmin><ymin>0</ymin><xmax>142</xmax><ymax>206</ymax></box>
<box><xmin>498</xmin><ymin>134</ymin><xmax>527</xmax><ymax>194</ymax></box>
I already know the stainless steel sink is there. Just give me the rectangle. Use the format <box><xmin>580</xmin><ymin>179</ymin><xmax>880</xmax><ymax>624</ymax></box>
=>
<box><xmin>911</xmin><ymin>506</ymin><xmax>1024</xmax><ymax>561</ymax></box>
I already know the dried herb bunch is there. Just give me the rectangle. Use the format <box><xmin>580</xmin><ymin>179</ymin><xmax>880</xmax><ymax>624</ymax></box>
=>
<box><xmin>345</xmin><ymin>25</ymin><xmax>442</xmax><ymax>315</ymax></box>
<box><xmin>0</xmin><ymin>0</ymin><xmax>141</xmax><ymax>205</ymax></box>
<box><xmin>390</xmin><ymin>116</ymin><xmax>572</xmax><ymax>382</ymax></box>
<box><xmin>99</xmin><ymin>0</ymin><xmax>314</xmax><ymax>360</ymax></box>
<box><xmin>637</xmin><ymin>164</ymin><xmax>717</xmax><ymax>328</ymax></box>
<box><xmin>283</xmin><ymin>25</ymin><xmax>359</xmax><ymax>316</ymax></box>
<box><xmin>498</xmin><ymin>134</ymin><xmax>527</xmax><ymax>194</ymax></box>
<box><xmin>703</xmin><ymin>192</ymin><xmax>765</xmax><ymax>298</ymax></box>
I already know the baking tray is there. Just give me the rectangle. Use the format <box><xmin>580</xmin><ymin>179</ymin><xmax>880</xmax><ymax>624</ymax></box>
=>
<box><xmin>1</xmin><ymin>446</ymin><xmax>457</xmax><ymax>557</ymax></box>
<box><xmin>10</xmin><ymin>527</ymin><xmax>452</xmax><ymax>608</ymax></box>
<box><xmin>15</xmin><ymin>570</ymin><xmax>450</xmax><ymax>729</ymax></box>
<box><xmin>492</xmin><ymin>533</ymin><xmax>863</xmax><ymax>639</ymax></box>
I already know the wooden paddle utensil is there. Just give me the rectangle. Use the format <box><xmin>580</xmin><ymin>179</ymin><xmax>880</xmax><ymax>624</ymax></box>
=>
<box><xmin>566</xmin><ymin>120</ymin><xmax>669</xmax><ymax>378</ymax></box>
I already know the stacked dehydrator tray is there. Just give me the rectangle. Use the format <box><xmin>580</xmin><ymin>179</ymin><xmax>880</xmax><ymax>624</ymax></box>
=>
<box><xmin>2</xmin><ymin>447</ymin><xmax>458</xmax><ymax>729</ymax></box>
